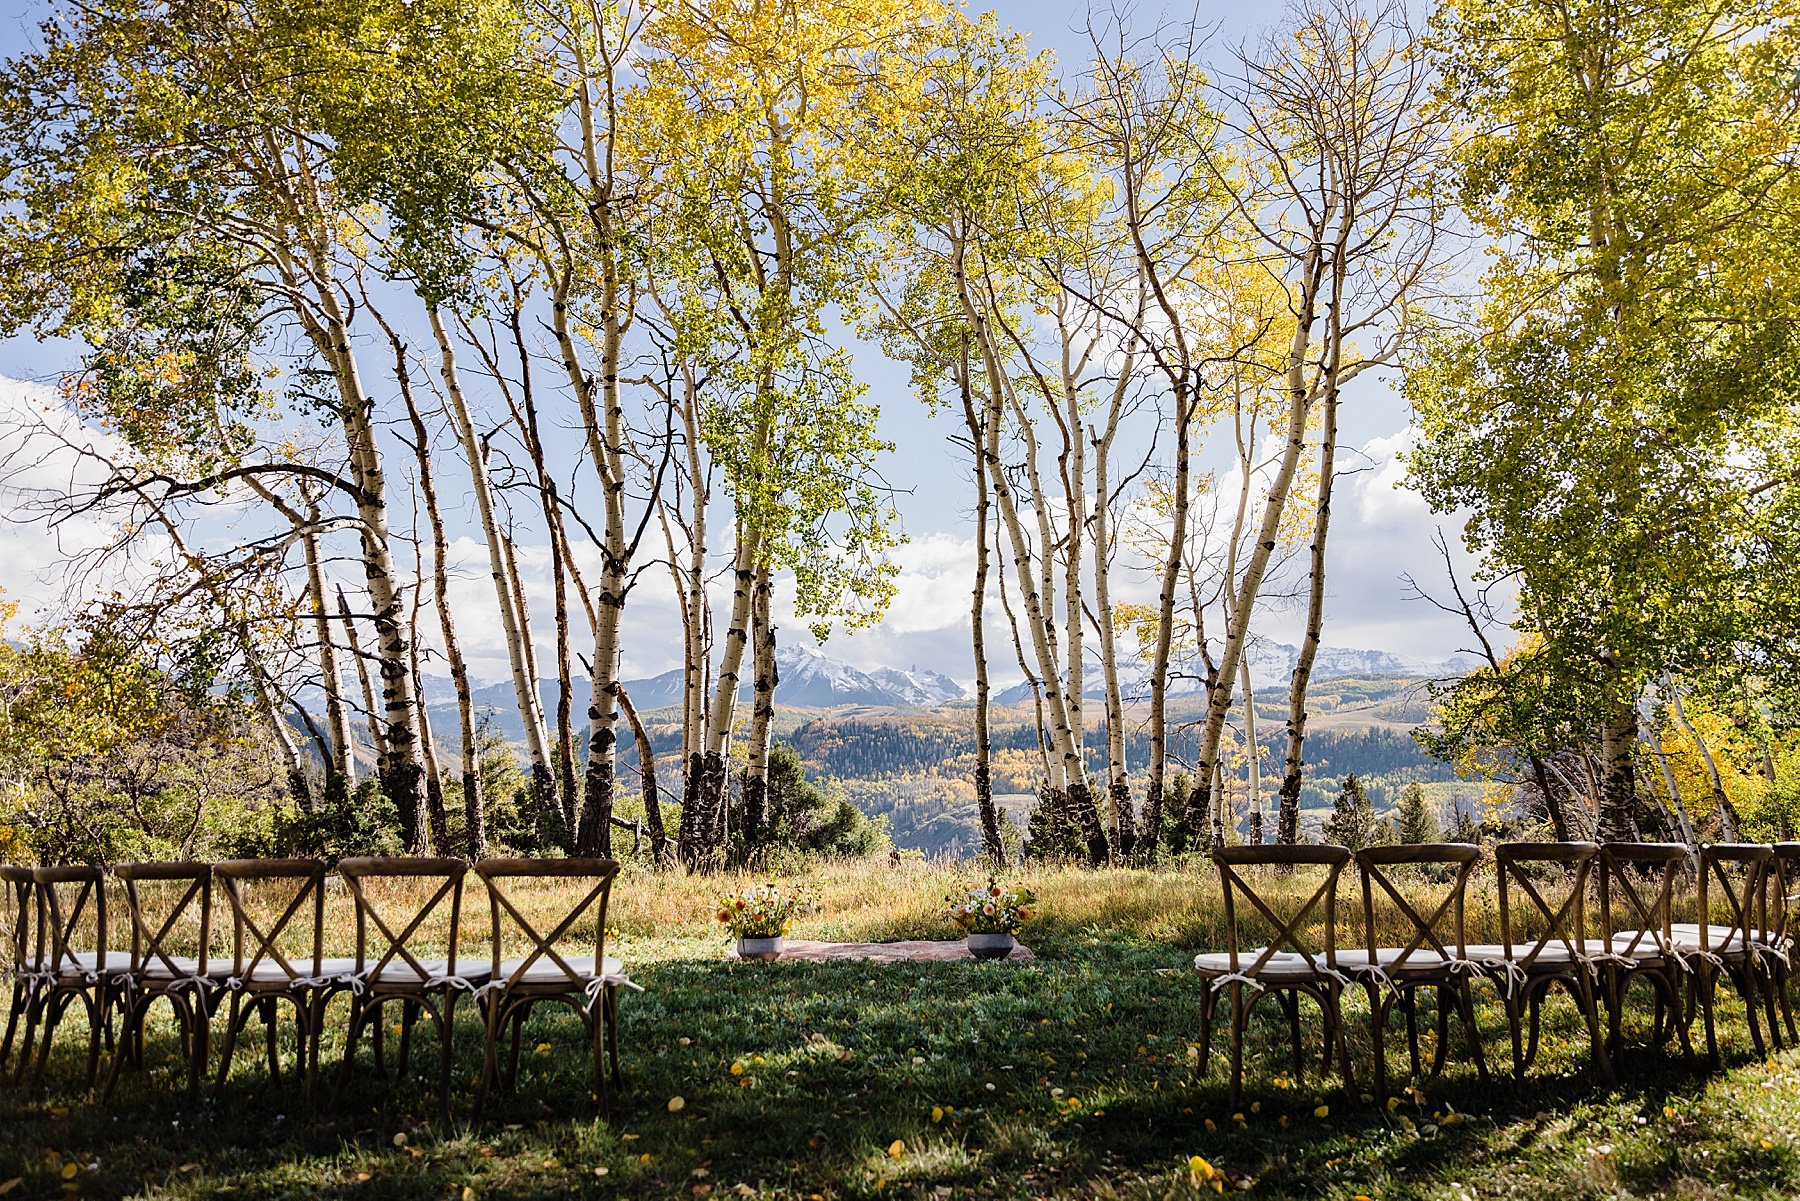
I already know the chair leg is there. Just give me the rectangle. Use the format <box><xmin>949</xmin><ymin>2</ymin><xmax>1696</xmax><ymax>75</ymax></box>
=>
<box><xmin>262</xmin><ymin>997</ymin><xmax>283</xmax><ymax>1085</ymax></box>
<box><xmin>185</xmin><ymin>991</ymin><xmax>211</xmax><ymax>1102</ymax></box>
<box><xmin>1504</xmin><ymin>989</ymin><xmax>1527</xmax><ymax>1080</ymax></box>
<box><xmin>601</xmin><ymin>1001</ymin><xmax>615</xmax><ymax>1116</ymax></box>
<box><xmin>435</xmin><ymin>995</ymin><xmax>455</xmax><ymax>1128</ymax></box>
<box><xmin>1328</xmin><ymin>984</ymin><xmax>1355</xmax><ymax>1091</ymax></box>
<box><xmin>1778</xmin><ymin>967</ymin><xmax>1798</xmax><ymax>1046</ymax></box>
<box><xmin>1455</xmin><ymin>979</ymin><xmax>1489</xmax><ymax>1083</ymax></box>
<box><xmin>11</xmin><ymin>985</ymin><xmax>44</xmax><ymax>1086</ymax></box>
<box><xmin>1699</xmin><ymin>966</ymin><xmax>1722</xmax><ymax>1064</ymax></box>
<box><xmin>397</xmin><ymin>999</ymin><xmax>417</xmax><ymax>1077</ymax></box>
<box><xmin>473</xmin><ymin>995</ymin><xmax>506</xmax><ymax>1122</ymax></box>
<box><xmin>1741</xmin><ymin>967</ymin><xmax>1769</xmax><ymax>1060</ymax></box>
<box><xmin>1197</xmin><ymin>987</ymin><xmax>1218</xmax><ymax>1078</ymax></box>
<box><xmin>30</xmin><ymin>991</ymin><xmax>75</xmax><ymax>1091</ymax></box>
<box><xmin>1280</xmin><ymin>992</ymin><xmax>1303</xmax><ymax>1082</ymax></box>
<box><xmin>0</xmin><ymin>981</ymin><xmax>26</xmax><ymax>1074</ymax></box>
<box><xmin>82</xmin><ymin>992</ymin><xmax>106</xmax><ymax>1090</ymax></box>
<box><xmin>1427</xmin><ymin>986</ymin><xmax>1452</xmax><ymax>1078</ymax></box>
<box><xmin>331</xmin><ymin>1001</ymin><xmax>368</xmax><ymax>1111</ymax></box>
<box><xmin>214</xmin><ymin>992</ymin><xmax>244</xmax><ymax>1093</ymax></box>
<box><xmin>1402</xmin><ymin>991</ymin><xmax>1422</xmax><ymax>1080</ymax></box>
<box><xmin>1226</xmin><ymin>982</ymin><xmax>1247</xmax><ymax>1111</ymax></box>
<box><xmin>605</xmin><ymin>987</ymin><xmax>622</xmax><ymax>1086</ymax></box>
<box><xmin>1367</xmin><ymin>984</ymin><xmax>1390</xmax><ymax>1103</ymax></box>
<box><xmin>1574</xmin><ymin>973</ymin><xmax>1615</xmax><ymax>1084</ymax></box>
<box><xmin>100</xmin><ymin>996</ymin><xmax>140</xmax><ymax>1103</ymax></box>
<box><xmin>505</xmin><ymin>1007</ymin><xmax>526</xmax><ymax>1091</ymax></box>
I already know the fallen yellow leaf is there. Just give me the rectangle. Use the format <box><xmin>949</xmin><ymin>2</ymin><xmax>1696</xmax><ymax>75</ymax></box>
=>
<box><xmin>886</xmin><ymin>1140</ymin><xmax>904</xmax><ymax>1158</ymax></box>
<box><xmin>668</xmin><ymin>1096</ymin><xmax>687</xmax><ymax>1113</ymax></box>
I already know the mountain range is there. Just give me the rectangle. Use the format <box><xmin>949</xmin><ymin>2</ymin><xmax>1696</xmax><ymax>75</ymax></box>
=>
<box><xmin>419</xmin><ymin>639</ymin><xmax>1474</xmax><ymax>744</ymax></box>
<box><xmin>421</xmin><ymin>642</ymin><xmax>968</xmax><ymax>736</ymax></box>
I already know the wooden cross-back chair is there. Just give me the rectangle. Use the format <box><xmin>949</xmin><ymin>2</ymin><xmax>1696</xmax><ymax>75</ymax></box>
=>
<box><xmin>1478</xmin><ymin>842</ymin><xmax>1613</xmax><ymax>1083</ymax></box>
<box><xmin>1349</xmin><ymin>844</ymin><xmax>1488</xmax><ymax>1101</ymax></box>
<box><xmin>329</xmin><ymin>857</ymin><xmax>478</xmax><ymax>1124</ymax></box>
<box><xmin>0</xmin><ymin>866</ymin><xmax>35</xmax><ymax>1077</ymax></box>
<box><xmin>1596</xmin><ymin>843</ymin><xmax>1695</xmax><ymax>1064</ymax></box>
<box><xmin>102</xmin><ymin>862</ymin><xmax>218</xmax><ymax>1101</ymax></box>
<box><xmin>1678</xmin><ymin>843</ymin><xmax>1776</xmax><ymax>1063</ymax></box>
<box><xmin>23</xmin><ymin>865</ymin><xmax>115</xmax><ymax>1090</ymax></box>
<box><xmin>470</xmin><ymin>858</ymin><xmax>633</xmax><ymax>1120</ymax></box>
<box><xmin>1194</xmin><ymin>844</ymin><xmax>1355</xmax><ymax>1107</ymax></box>
<box><xmin>213</xmin><ymin>858</ymin><xmax>346</xmax><ymax>1103</ymax></box>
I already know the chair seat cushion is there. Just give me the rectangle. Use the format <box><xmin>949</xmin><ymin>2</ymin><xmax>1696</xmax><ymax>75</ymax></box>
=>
<box><xmin>1668</xmin><ymin>923</ymin><xmax>1784</xmax><ymax>950</ymax></box>
<box><xmin>357</xmin><ymin>959</ymin><xmax>495</xmax><ymax>987</ymax></box>
<box><xmin>27</xmin><ymin>950</ymin><xmax>112</xmax><ymax>979</ymax></box>
<box><xmin>1601</xmin><ymin>934</ymin><xmax>1672</xmax><ymax>961</ymax></box>
<box><xmin>1460</xmin><ymin>943</ymin><xmax>1589</xmax><ymax>967</ymax></box>
<box><xmin>491</xmin><ymin>954</ymin><xmax>627</xmax><ymax>989</ymax></box>
<box><xmin>1193</xmin><ymin>950</ymin><xmax>1327</xmax><ymax>982</ymax></box>
<box><xmin>136</xmin><ymin>956</ymin><xmax>208</xmax><ymax>981</ymax></box>
<box><xmin>232</xmin><ymin>956</ymin><xmax>362</xmax><ymax>985</ymax></box>
<box><xmin>1336</xmin><ymin>947</ymin><xmax>1455</xmax><ymax>974</ymax></box>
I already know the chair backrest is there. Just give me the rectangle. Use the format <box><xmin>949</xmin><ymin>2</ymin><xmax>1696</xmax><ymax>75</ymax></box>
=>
<box><xmin>113</xmin><ymin>862</ymin><xmax>212</xmax><ymax>978</ymax></box>
<box><xmin>213</xmin><ymin>858</ymin><xmax>328</xmax><ymax>983</ymax></box>
<box><xmin>472</xmin><ymin>858</ymin><xmax>621</xmax><ymax>989</ymax></box>
<box><xmin>1495</xmin><ymin>841</ymin><xmax>1599</xmax><ymax>967</ymax></box>
<box><xmin>30</xmin><ymin>865</ymin><xmax>109</xmax><ymax>979</ymax></box>
<box><xmin>336</xmin><ymin>857</ymin><xmax>467</xmax><ymax>983</ymax></box>
<box><xmin>1355</xmin><ymin>843</ymin><xmax>1482</xmax><ymax>970</ymax></box>
<box><xmin>1696</xmin><ymin>843</ymin><xmax>1774</xmax><ymax>953</ymax></box>
<box><xmin>1598</xmin><ymin>842</ymin><xmax>1691</xmax><ymax>959</ymax></box>
<box><xmin>1214</xmin><ymin>844</ymin><xmax>1351</xmax><ymax>975</ymax></box>
<box><xmin>1</xmin><ymin>865</ymin><xmax>35</xmax><ymax>975</ymax></box>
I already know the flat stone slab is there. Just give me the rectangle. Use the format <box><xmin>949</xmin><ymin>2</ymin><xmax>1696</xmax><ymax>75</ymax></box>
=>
<box><xmin>723</xmin><ymin>939</ymin><xmax>1034</xmax><ymax>964</ymax></box>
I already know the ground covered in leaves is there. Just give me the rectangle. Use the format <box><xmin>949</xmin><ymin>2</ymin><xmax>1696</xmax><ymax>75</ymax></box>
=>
<box><xmin>3</xmin><ymin>864</ymin><xmax>1799</xmax><ymax>1199</ymax></box>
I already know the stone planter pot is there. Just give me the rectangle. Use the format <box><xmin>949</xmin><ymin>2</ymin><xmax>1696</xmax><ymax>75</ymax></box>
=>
<box><xmin>965</xmin><ymin>932</ymin><xmax>1017</xmax><ymax>961</ymax></box>
<box><xmin>736</xmin><ymin>936</ymin><xmax>785</xmax><ymax>961</ymax></box>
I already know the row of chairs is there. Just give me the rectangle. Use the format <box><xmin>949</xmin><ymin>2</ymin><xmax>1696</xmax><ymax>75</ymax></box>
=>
<box><xmin>0</xmin><ymin>857</ymin><xmax>634</xmax><ymax>1121</ymax></box>
<box><xmin>1195</xmin><ymin>841</ymin><xmax>1800</xmax><ymax>1105</ymax></box>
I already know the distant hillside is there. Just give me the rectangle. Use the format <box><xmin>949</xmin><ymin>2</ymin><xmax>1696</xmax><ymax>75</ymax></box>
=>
<box><xmin>993</xmin><ymin>642</ymin><xmax>1477</xmax><ymax>706</ymax></box>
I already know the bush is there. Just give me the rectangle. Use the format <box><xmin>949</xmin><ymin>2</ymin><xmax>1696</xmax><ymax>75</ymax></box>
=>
<box><xmin>273</xmin><ymin>778</ymin><xmax>402</xmax><ymax>863</ymax></box>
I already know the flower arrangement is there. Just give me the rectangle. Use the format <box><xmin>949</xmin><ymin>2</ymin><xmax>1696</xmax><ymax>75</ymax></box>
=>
<box><xmin>716</xmin><ymin>881</ymin><xmax>803</xmax><ymax>940</ymax></box>
<box><xmin>947</xmin><ymin>878</ymin><xmax>1037</xmax><ymax>934</ymax></box>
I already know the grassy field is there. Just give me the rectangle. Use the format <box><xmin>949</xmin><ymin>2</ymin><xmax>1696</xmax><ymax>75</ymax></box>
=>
<box><xmin>4</xmin><ymin>862</ymin><xmax>1800</xmax><ymax>1199</ymax></box>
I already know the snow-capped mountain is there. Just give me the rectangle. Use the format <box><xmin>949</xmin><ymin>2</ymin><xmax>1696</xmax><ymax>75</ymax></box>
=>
<box><xmin>760</xmin><ymin>643</ymin><xmax>967</xmax><ymax>708</ymax></box>
<box><xmin>423</xmin><ymin>643</ymin><xmax>969</xmax><ymax>732</ymax></box>
<box><xmin>863</xmin><ymin>665</ymin><xmax>966</xmax><ymax>707</ymax></box>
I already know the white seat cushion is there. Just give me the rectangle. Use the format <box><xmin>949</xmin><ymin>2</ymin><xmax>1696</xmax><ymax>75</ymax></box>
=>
<box><xmin>1193</xmin><ymin>950</ymin><xmax>1326</xmax><ymax>982</ymax></box>
<box><xmin>1337</xmin><ymin>947</ymin><xmax>1455</xmax><ymax>973</ymax></box>
<box><xmin>135</xmin><ymin>955</ymin><xmax>207</xmax><ymax>980</ymax></box>
<box><xmin>491</xmin><ymin>954</ymin><xmax>626</xmax><ymax>988</ymax></box>
<box><xmin>1669</xmin><ymin>922</ymin><xmax>1783</xmax><ymax>949</ymax></box>
<box><xmin>233</xmin><ymin>956</ymin><xmax>361</xmax><ymax>984</ymax></box>
<box><xmin>365</xmin><ymin>958</ymin><xmax>495</xmax><ymax>987</ymax></box>
<box><xmin>1461</xmin><ymin>943</ymin><xmax>1588</xmax><ymax>966</ymax></box>
<box><xmin>1602</xmin><ymin>934</ymin><xmax>1671</xmax><ymax>960</ymax></box>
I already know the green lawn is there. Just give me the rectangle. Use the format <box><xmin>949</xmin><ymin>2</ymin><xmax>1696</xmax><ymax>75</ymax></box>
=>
<box><xmin>4</xmin><ymin>865</ymin><xmax>1799</xmax><ymax>1199</ymax></box>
